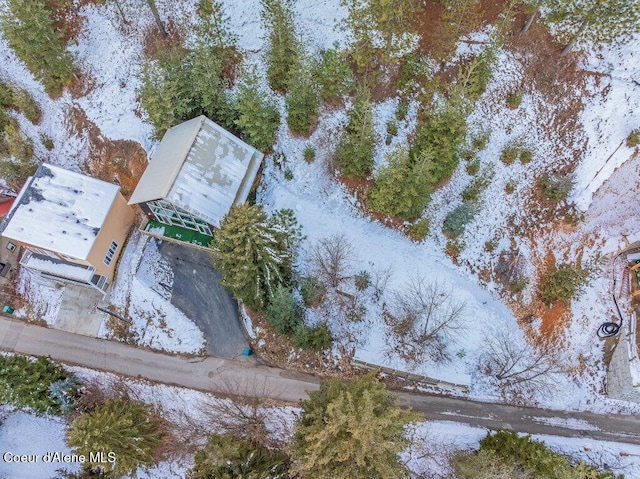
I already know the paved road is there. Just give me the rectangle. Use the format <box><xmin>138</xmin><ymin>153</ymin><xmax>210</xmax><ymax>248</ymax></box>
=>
<box><xmin>2</xmin><ymin>317</ymin><xmax>640</xmax><ymax>446</ymax></box>
<box><xmin>156</xmin><ymin>241</ymin><xmax>248</xmax><ymax>358</ymax></box>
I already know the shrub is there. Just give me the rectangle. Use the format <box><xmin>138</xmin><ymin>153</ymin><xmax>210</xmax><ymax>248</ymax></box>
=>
<box><xmin>505</xmin><ymin>182</ymin><xmax>515</xmax><ymax>194</ymax></box>
<box><xmin>354</xmin><ymin>270</ymin><xmax>371</xmax><ymax>291</ymax></box>
<box><xmin>443</xmin><ymin>203</ymin><xmax>474</xmax><ymax>238</ymax></box>
<box><xmin>284</xmin><ymin>168</ymin><xmax>293</xmax><ymax>180</ymax></box>
<box><xmin>408</xmin><ymin>218</ymin><xmax>430</xmax><ymax>241</ymax></box>
<box><xmin>266</xmin><ymin>285</ymin><xmax>303</xmax><ymax>335</ymax></box>
<box><xmin>40</xmin><ymin>134</ymin><xmax>54</xmax><ymax>150</ymax></box>
<box><xmin>293</xmin><ymin>322</ymin><xmax>333</xmax><ymax>351</ymax></box>
<box><xmin>386</xmin><ymin>120</ymin><xmax>398</xmax><ymax>136</ymax></box>
<box><xmin>462</xmin><ymin>171</ymin><xmax>492</xmax><ymax>203</ymax></box>
<box><xmin>465</xmin><ymin>158</ymin><xmax>480</xmax><ymax>176</ymax></box>
<box><xmin>627</xmin><ymin>128</ymin><xmax>640</xmax><ymax>147</ymax></box>
<box><xmin>538</xmin><ymin>263</ymin><xmax>589</xmax><ymax>304</ymax></box>
<box><xmin>315</xmin><ymin>45</ymin><xmax>353</xmax><ymax>103</ymax></box>
<box><xmin>519</xmin><ymin>148</ymin><xmax>533</xmax><ymax>164</ymax></box>
<box><xmin>396</xmin><ymin>99</ymin><xmax>409</xmax><ymax>121</ymax></box>
<box><xmin>303</xmin><ymin>145</ymin><xmax>316</xmax><ymax>163</ymax></box>
<box><xmin>0</xmin><ymin>355</ymin><xmax>77</xmax><ymax>415</ymax></box>
<box><xmin>285</xmin><ymin>61</ymin><xmax>320</xmax><ymax>135</ymax></box>
<box><xmin>471</xmin><ymin>130</ymin><xmax>490</xmax><ymax>151</ymax></box>
<box><xmin>506</xmin><ymin>90</ymin><xmax>523</xmax><ymax>108</ymax></box>
<box><xmin>299</xmin><ymin>276</ymin><xmax>326</xmax><ymax>307</ymax></box>
<box><xmin>500</xmin><ymin>145</ymin><xmax>519</xmax><ymax>165</ymax></box>
<box><xmin>540</xmin><ymin>173</ymin><xmax>574</xmax><ymax>203</ymax></box>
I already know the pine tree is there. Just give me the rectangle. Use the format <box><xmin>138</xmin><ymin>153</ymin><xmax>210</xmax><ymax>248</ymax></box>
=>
<box><xmin>315</xmin><ymin>44</ymin><xmax>355</xmax><ymax>103</ymax></box>
<box><xmin>0</xmin><ymin>0</ymin><xmax>75</xmax><ymax>95</ymax></box>
<box><xmin>541</xmin><ymin>0</ymin><xmax>640</xmax><ymax>54</ymax></box>
<box><xmin>261</xmin><ymin>0</ymin><xmax>301</xmax><ymax>92</ymax></box>
<box><xmin>188</xmin><ymin>434</ymin><xmax>289</xmax><ymax>479</ymax></box>
<box><xmin>67</xmin><ymin>399</ymin><xmax>165</xmax><ymax>478</ymax></box>
<box><xmin>291</xmin><ymin>373</ymin><xmax>417</xmax><ymax>479</ymax></box>
<box><xmin>233</xmin><ymin>70</ymin><xmax>280</xmax><ymax>152</ymax></box>
<box><xmin>211</xmin><ymin>204</ymin><xmax>299</xmax><ymax>311</ymax></box>
<box><xmin>342</xmin><ymin>0</ymin><xmax>420</xmax><ymax>76</ymax></box>
<box><xmin>266</xmin><ymin>284</ymin><xmax>303</xmax><ymax>335</ymax></box>
<box><xmin>285</xmin><ymin>60</ymin><xmax>320</xmax><ymax>136</ymax></box>
<box><xmin>369</xmin><ymin>148</ymin><xmax>433</xmax><ymax>220</ymax></box>
<box><xmin>337</xmin><ymin>89</ymin><xmax>376</xmax><ymax>178</ymax></box>
<box><xmin>140</xmin><ymin>42</ymin><xmax>235</xmax><ymax>138</ymax></box>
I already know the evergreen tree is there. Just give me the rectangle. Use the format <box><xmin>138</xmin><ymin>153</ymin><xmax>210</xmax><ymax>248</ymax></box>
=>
<box><xmin>292</xmin><ymin>373</ymin><xmax>417</xmax><ymax>479</ymax></box>
<box><xmin>233</xmin><ymin>70</ymin><xmax>280</xmax><ymax>152</ymax></box>
<box><xmin>541</xmin><ymin>0</ymin><xmax>640</xmax><ymax>54</ymax></box>
<box><xmin>410</xmin><ymin>101</ymin><xmax>467</xmax><ymax>184</ymax></box>
<box><xmin>285</xmin><ymin>60</ymin><xmax>320</xmax><ymax>136</ymax></box>
<box><xmin>0</xmin><ymin>355</ymin><xmax>76</xmax><ymax>415</ymax></box>
<box><xmin>140</xmin><ymin>42</ymin><xmax>235</xmax><ymax>138</ymax></box>
<box><xmin>314</xmin><ymin>44</ymin><xmax>354</xmax><ymax>104</ymax></box>
<box><xmin>342</xmin><ymin>0</ymin><xmax>420</xmax><ymax>76</ymax></box>
<box><xmin>188</xmin><ymin>434</ymin><xmax>289</xmax><ymax>479</ymax></box>
<box><xmin>261</xmin><ymin>0</ymin><xmax>301</xmax><ymax>92</ymax></box>
<box><xmin>369</xmin><ymin>148</ymin><xmax>433</xmax><ymax>220</ymax></box>
<box><xmin>67</xmin><ymin>398</ymin><xmax>165</xmax><ymax>478</ymax></box>
<box><xmin>211</xmin><ymin>204</ymin><xmax>300</xmax><ymax>311</ymax></box>
<box><xmin>0</xmin><ymin>0</ymin><xmax>75</xmax><ymax>95</ymax></box>
<box><xmin>337</xmin><ymin>89</ymin><xmax>376</xmax><ymax>178</ymax></box>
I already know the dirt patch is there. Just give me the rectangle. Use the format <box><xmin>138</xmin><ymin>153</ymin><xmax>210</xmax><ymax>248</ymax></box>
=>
<box><xmin>142</xmin><ymin>19</ymin><xmax>185</xmax><ymax>60</ymax></box>
<box><xmin>65</xmin><ymin>104</ymin><xmax>147</xmax><ymax>198</ymax></box>
<box><xmin>47</xmin><ymin>0</ymin><xmax>100</xmax><ymax>43</ymax></box>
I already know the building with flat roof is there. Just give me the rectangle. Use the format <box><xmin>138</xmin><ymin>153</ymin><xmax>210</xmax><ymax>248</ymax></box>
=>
<box><xmin>0</xmin><ymin>163</ymin><xmax>134</xmax><ymax>291</ymax></box>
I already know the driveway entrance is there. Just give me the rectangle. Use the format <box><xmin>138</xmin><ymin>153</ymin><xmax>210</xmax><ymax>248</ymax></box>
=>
<box><xmin>156</xmin><ymin>241</ymin><xmax>248</xmax><ymax>358</ymax></box>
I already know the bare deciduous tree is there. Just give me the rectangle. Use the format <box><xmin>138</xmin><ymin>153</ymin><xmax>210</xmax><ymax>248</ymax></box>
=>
<box><xmin>385</xmin><ymin>277</ymin><xmax>466</xmax><ymax>364</ymax></box>
<box><xmin>310</xmin><ymin>234</ymin><xmax>355</xmax><ymax>288</ymax></box>
<box><xmin>480</xmin><ymin>329</ymin><xmax>563</xmax><ymax>403</ymax></box>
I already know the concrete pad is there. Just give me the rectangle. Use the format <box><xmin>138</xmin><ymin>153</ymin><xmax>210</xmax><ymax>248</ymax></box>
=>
<box><xmin>53</xmin><ymin>284</ymin><xmax>106</xmax><ymax>337</ymax></box>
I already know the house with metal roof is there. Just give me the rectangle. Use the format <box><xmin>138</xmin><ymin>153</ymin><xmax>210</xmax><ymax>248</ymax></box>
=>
<box><xmin>128</xmin><ymin>116</ymin><xmax>264</xmax><ymax>247</ymax></box>
<box><xmin>0</xmin><ymin>163</ymin><xmax>135</xmax><ymax>291</ymax></box>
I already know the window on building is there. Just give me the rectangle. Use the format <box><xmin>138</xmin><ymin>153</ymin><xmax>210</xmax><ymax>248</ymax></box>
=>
<box><xmin>103</xmin><ymin>241</ymin><xmax>118</xmax><ymax>266</ymax></box>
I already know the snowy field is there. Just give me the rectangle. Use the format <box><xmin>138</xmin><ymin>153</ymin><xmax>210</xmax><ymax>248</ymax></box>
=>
<box><xmin>1</xmin><ymin>0</ymin><xmax>640</xmax><ymax>476</ymax></box>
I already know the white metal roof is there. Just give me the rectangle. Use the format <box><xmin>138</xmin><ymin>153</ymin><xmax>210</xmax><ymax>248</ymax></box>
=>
<box><xmin>0</xmin><ymin>164</ymin><xmax>119</xmax><ymax>259</ymax></box>
<box><xmin>129</xmin><ymin>116</ymin><xmax>264</xmax><ymax>227</ymax></box>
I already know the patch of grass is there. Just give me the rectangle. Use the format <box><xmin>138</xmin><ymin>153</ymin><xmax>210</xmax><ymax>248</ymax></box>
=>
<box><xmin>519</xmin><ymin>148</ymin><xmax>533</xmax><ymax>164</ymax></box>
<box><xmin>506</xmin><ymin>90</ymin><xmax>523</xmax><ymax>109</ymax></box>
<box><xmin>504</xmin><ymin>182</ymin><xmax>515</xmax><ymax>194</ymax></box>
<box><xmin>509</xmin><ymin>277</ymin><xmax>528</xmax><ymax>294</ymax></box>
<box><xmin>499</xmin><ymin>145</ymin><xmax>519</xmax><ymax>165</ymax></box>
<box><xmin>284</xmin><ymin>168</ymin><xmax>294</xmax><ymax>180</ymax></box>
<box><xmin>627</xmin><ymin>128</ymin><xmax>640</xmax><ymax>147</ymax></box>
<box><xmin>303</xmin><ymin>145</ymin><xmax>316</xmax><ymax>163</ymax></box>
<box><xmin>484</xmin><ymin>238</ymin><xmax>498</xmax><ymax>252</ymax></box>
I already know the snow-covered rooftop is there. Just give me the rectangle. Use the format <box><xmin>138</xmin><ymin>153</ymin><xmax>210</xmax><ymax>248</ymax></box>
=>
<box><xmin>128</xmin><ymin>116</ymin><xmax>264</xmax><ymax>228</ymax></box>
<box><xmin>0</xmin><ymin>163</ymin><xmax>119</xmax><ymax>259</ymax></box>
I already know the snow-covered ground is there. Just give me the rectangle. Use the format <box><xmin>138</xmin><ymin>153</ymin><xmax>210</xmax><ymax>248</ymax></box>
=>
<box><xmin>1</xmin><ymin>1</ymin><xmax>640</xmax><ymax>475</ymax></box>
<box><xmin>105</xmin><ymin>230</ymin><xmax>205</xmax><ymax>354</ymax></box>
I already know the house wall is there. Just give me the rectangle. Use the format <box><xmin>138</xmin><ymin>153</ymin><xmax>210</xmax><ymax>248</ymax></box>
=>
<box><xmin>87</xmin><ymin>193</ymin><xmax>135</xmax><ymax>280</ymax></box>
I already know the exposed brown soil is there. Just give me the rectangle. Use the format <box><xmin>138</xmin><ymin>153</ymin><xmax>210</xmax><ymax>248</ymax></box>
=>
<box><xmin>142</xmin><ymin>19</ymin><xmax>185</xmax><ymax>60</ymax></box>
<box><xmin>66</xmin><ymin>104</ymin><xmax>147</xmax><ymax>198</ymax></box>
